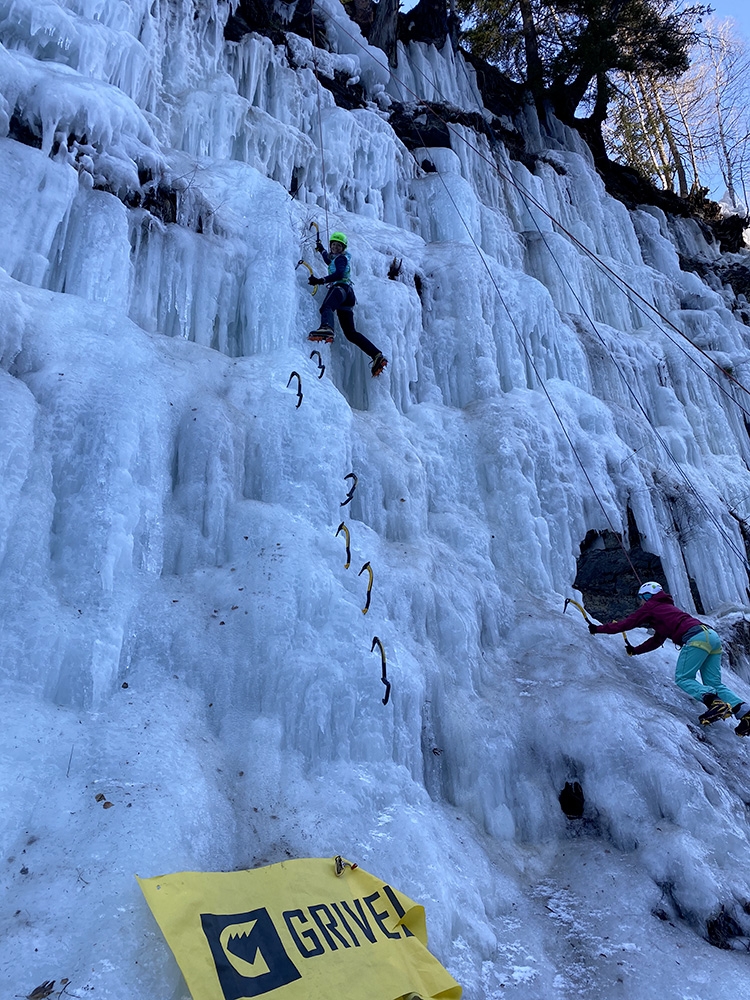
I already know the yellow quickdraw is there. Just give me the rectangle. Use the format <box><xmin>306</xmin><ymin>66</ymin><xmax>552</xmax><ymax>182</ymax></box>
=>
<box><xmin>359</xmin><ymin>561</ymin><xmax>373</xmax><ymax>614</ymax></box>
<box><xmin>335</xmin><ymin>522</ymin><xmax>351</xmax><ymax>569</ymax></box>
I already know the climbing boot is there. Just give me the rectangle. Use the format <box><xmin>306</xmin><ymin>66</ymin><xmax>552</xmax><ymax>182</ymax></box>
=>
<box><xmin>698</xmin><ymin>695</ymin><xmax>734</xmax><ymax>725</ymax></box>
<box><xmin>308</xmin><ymin>327</ymin><xmax>334</xmax><ymax>343</ymax></box>
<box><xmin>371</xmin><ymin>352</ymin><xmax>388</xmax><ymax>377</ymax></box>
<box><xmin>735</xmin><ymin>712</ymin><xmax>750</xmax><ymax>737</ymax></box>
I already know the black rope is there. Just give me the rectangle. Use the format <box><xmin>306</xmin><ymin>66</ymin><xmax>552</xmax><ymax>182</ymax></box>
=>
<box><xmin>308</xmin><ymin>4</ymin><xmax>749</xmax><ymax>573</ymax></box>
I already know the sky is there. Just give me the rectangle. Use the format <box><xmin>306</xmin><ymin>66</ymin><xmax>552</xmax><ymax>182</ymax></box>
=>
<box><xmin>708</xmin><ymin>1</ymin><xmax>750</xmax><ymax>39</ymax></box>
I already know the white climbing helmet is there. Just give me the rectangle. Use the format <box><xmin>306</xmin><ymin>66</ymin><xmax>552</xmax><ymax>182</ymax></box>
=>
<box><xmin>638</xmin><ymin>581</ymin><xmax>663</xmax><ymax>599</ymax></box>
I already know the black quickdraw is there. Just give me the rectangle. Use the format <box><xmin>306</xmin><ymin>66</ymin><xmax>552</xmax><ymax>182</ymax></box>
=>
<box><xmin>371</xmin><ymin>636</ymin><xmax>391</xmax><ymax>705</ymax></box>
<box><xmin>359</xmin><ymin>561</ymin><xmax>373</xmax><ymax>614</ymax></box>
<box><xmin>340</xmin><ymin>472</ymin><xmax>358</xmax><ymax>507</ymax></box>
<box><xmin>335</xmin><ymin>522</ymin><xmax>351</xmax><ymax>569</ymax></box>
<box><xmin>309</xmin><ymin>350</ymin><xmax>325</xmax><ymax>379</ymax></box>
<box><xmin>295</xmin><ymin>258</ymin><xmax>318</xmax><ymax>295</ymax></box>
<box><xmin>564</xmin><ymin>597</ymin><xmax>630</xmax><ymax>649</ymax></box>
<box><xmin>286</xmin><ymin>371</ymin><xmax>303</xmax><ymax>408</ymax></box>
<box><xmin>334</xmin><ymin>855</ymin><xmax>358</xmax><ymax>877</ymax></box>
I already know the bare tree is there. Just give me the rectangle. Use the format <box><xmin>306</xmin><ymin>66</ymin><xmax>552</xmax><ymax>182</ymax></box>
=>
<box><xmin>700</xmin><ymin>18</ymin><xmax>750</xmax><ymax>210</ymax></box>
<box><xmin>604</xmin><ymin>16</ymin><xmax>750</xmax><ymax>211</ymax></box>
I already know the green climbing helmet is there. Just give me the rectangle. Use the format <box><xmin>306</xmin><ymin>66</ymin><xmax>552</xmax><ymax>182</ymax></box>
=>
<box><xmin>329</xmin><ymin>231</ymin><xmax>348</xmax><ymax>247</ymax></box>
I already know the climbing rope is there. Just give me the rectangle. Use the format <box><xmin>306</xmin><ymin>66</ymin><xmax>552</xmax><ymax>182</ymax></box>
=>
<box><xmin>314</xmin><ymin>3</ymin><xmax>750</xmax><ymax>418</ymax></box>
<box><xmin>446</xmin><ymin>59</ymin><xmax>750</xmax><ymax>571</ymax></box>
<box><xmin>309</xmin><ymin>4</ymin><xmax>750</xmax><ymax>575</ymax></box>
<box><xmin>408</xmin><ymin>113</ymin><xmax>645</xmax><ymax>583</ymax></box>
<box><xmin>309</xmin><ymin>6</ymin><xmax>330</xmax><ymax>240</ymax></box>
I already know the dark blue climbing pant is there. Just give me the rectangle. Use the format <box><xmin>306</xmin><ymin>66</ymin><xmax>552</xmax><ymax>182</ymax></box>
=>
<box><xmin>320</xmin><ymin>284</ymin><xmax>380</xmax><ymax>360</ymax></box>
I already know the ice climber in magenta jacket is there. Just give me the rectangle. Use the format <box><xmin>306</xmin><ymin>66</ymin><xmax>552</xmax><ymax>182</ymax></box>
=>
<box><xmin>589</xmin><ymin>581</ymin><xmax>750</xmax><ymax>734</ymax></box>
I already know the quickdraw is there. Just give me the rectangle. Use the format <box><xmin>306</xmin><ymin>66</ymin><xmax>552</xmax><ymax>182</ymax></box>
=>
<box><xmin>335</xmin><ymin>522</ymin><xmax>351</xmax><ymax>569</ymax></box>
<box><xmin>295</xmin><ymin>258</ymin><xmax>318</xmax><ymax>295</ymax></box>
<box><xmin>359</xmin><ymin>561</ymin><xmax>373</xmax><ymax>614</ymax></box>
<box><xmin>340</xmin><ymin>472</ymin><xmax>358</xmax><ymax>507</ymax></box>
<box><xmin>371</xmin><ymin>636</ymin><xmax>391</xmax><ymax>705</ymax></box>
<box><xmin>309</xmin><ymin>349</ymin><xmax>325</xmax><ymax>379</ymax></box>
<box><xmin>334</xmin><ymin>855</ymin><xmax>358</xmax><ymax>877</ymax></box>
<box><xmin>286</xmin><ymin>371</ymin><xmax>303</xmax><ymax>408</ymax></box>
<box><xmin>564</xmin><ymin>597</ymin><xmax>631</xmax><ymax>649</ymax></box>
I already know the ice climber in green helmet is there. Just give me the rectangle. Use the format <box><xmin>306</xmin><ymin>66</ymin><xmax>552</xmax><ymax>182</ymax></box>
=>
<box><xmin>308</xmin><ymin>231</ymin><xmax>388</xmax><ymax>377</ymax></box>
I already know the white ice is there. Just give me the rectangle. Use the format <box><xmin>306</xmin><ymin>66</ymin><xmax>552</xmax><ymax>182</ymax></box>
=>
<box><xmin>2</xmin><ymin>2</ymin><xmax>750</xmax><ymax>999</ymax></box>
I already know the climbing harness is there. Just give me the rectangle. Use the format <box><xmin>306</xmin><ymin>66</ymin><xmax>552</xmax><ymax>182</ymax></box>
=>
<box><xmin>335</xmin><ymin>522</ymin><xmax>351</xmax><ymax>569</ymax></box>
<box><xmin>684</xmin><ymin>624</ymin><xmax>722</xmax><ymax>654</ymax></box>
<box><xmin>371</xmin><ymin>636</ymin><xmax>391</xmax><ymax>705</ymax></box>
<box><xmin>309</xmin><ymin>349</ymin><xmax>326</xmax><ymax>378</ymax></box>
<box><xmin>340</xmin><ymin>472</ymin><xmax>358</xmax><ymax>507</ymax></box>
<box><xmin>295</xmin><ymin>259</ymin><xmax>318</xmax><ymax>295</ymax></box>
<box><xmin>334</xmin><ymin>855</ymin><xmax>358</xmax><ymax>877</ymax></box>
<box><xmin>358</xmin><ymin>561</ymin><xmax>373</xmax><ymax>614</ymax></box>
<box><xmin>286</xmin><ymin>371</ymin><xmax>303</xmax><ymax>408</ymax></box>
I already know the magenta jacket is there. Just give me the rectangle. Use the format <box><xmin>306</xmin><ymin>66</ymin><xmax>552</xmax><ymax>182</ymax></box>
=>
<box><xmin>593</xmin><ymin>592</ymin><xmax>704</xmax><ymax>653</ymax></box>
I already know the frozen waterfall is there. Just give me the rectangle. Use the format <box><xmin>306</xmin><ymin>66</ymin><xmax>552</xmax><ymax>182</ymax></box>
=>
<box><xmin>3</xmin><ymin>1</ymin><xmax>750</xmax><ymax>998</ymax></box>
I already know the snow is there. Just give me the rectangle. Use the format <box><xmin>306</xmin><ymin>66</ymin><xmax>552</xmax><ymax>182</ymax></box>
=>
<box><xmin>2</xmin><ymin>2</ymin><xmax>750</xmax><ymax>999</ymax></box>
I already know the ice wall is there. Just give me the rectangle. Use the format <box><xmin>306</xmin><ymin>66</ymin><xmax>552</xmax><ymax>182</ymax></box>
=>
<box><xmin>3</xmin><ymin>2</ymin><xmax>750</xmax><ymax>998</ymax></box>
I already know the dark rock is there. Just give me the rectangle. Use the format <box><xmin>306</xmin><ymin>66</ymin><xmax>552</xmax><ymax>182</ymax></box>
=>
<box><xmin>314</xmin><ymin>69</ymin><xmax>368</xmax><ymax>111</ymax></box>
<box><xmin>225</xmin><ymin>0</ymin><xmax>328</xmax><ymax>48</ymax></box>
<box><xmin>8</xmin><ymin>112</ymin><xmax>42</xmax><ymax>149</ymax></box>
<box><xmin>574</xmin><ymin>509</ymin><xmax>667</xmax><ymax>623</ymax></box>
<box><xmin>390</xmin><ymin>102</ymin><xmax>451</xmax><ymax>149</ymax></box>
<box><xmin>706</xmin><ymin>906</ymin><xmax>744</xmax><ymax>949</ymax></box>
<box><xmin>710</xmin><ymin>213</ymin><xmax>749</xmax><ymax>254</ymax></box>
<box><xmin>679</xmin><ymin>255</ymin><xmax>750</xmax><ymax>307</ymax></box>
<box><xmin>398</xmin><ymin>0</ymin><xmax>459</xmax><ymax>50</ymax></box>
<box><xmin>559</xmin><ymin>780</ymin><xmax>585</xmax><ymax>819</ymax></box>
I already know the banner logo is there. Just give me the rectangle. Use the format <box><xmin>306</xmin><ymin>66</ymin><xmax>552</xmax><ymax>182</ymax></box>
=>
<box><xmin>201</xmin><ymin>909</ymin><xmax>302</xmax><ymax>999</ymax></box>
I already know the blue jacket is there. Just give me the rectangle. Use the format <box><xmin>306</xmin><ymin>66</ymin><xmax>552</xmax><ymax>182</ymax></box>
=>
<box><xmin>319</xmin><ymin>249</ymin><xmax>352</xmax><ymax>286</ymax></box>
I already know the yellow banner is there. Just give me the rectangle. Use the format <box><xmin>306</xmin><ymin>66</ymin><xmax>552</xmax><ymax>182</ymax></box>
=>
<box><xmin>137</xmin><ymin>857</ymin><xmax>461</xmax><ymax>1000</ymax></box>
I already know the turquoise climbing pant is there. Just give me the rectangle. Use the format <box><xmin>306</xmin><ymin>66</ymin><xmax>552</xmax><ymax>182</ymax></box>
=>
<box><xmin>674</xmin><ymin>627</ymin><xmax>740</xmax><ymax>707</ymax></box>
